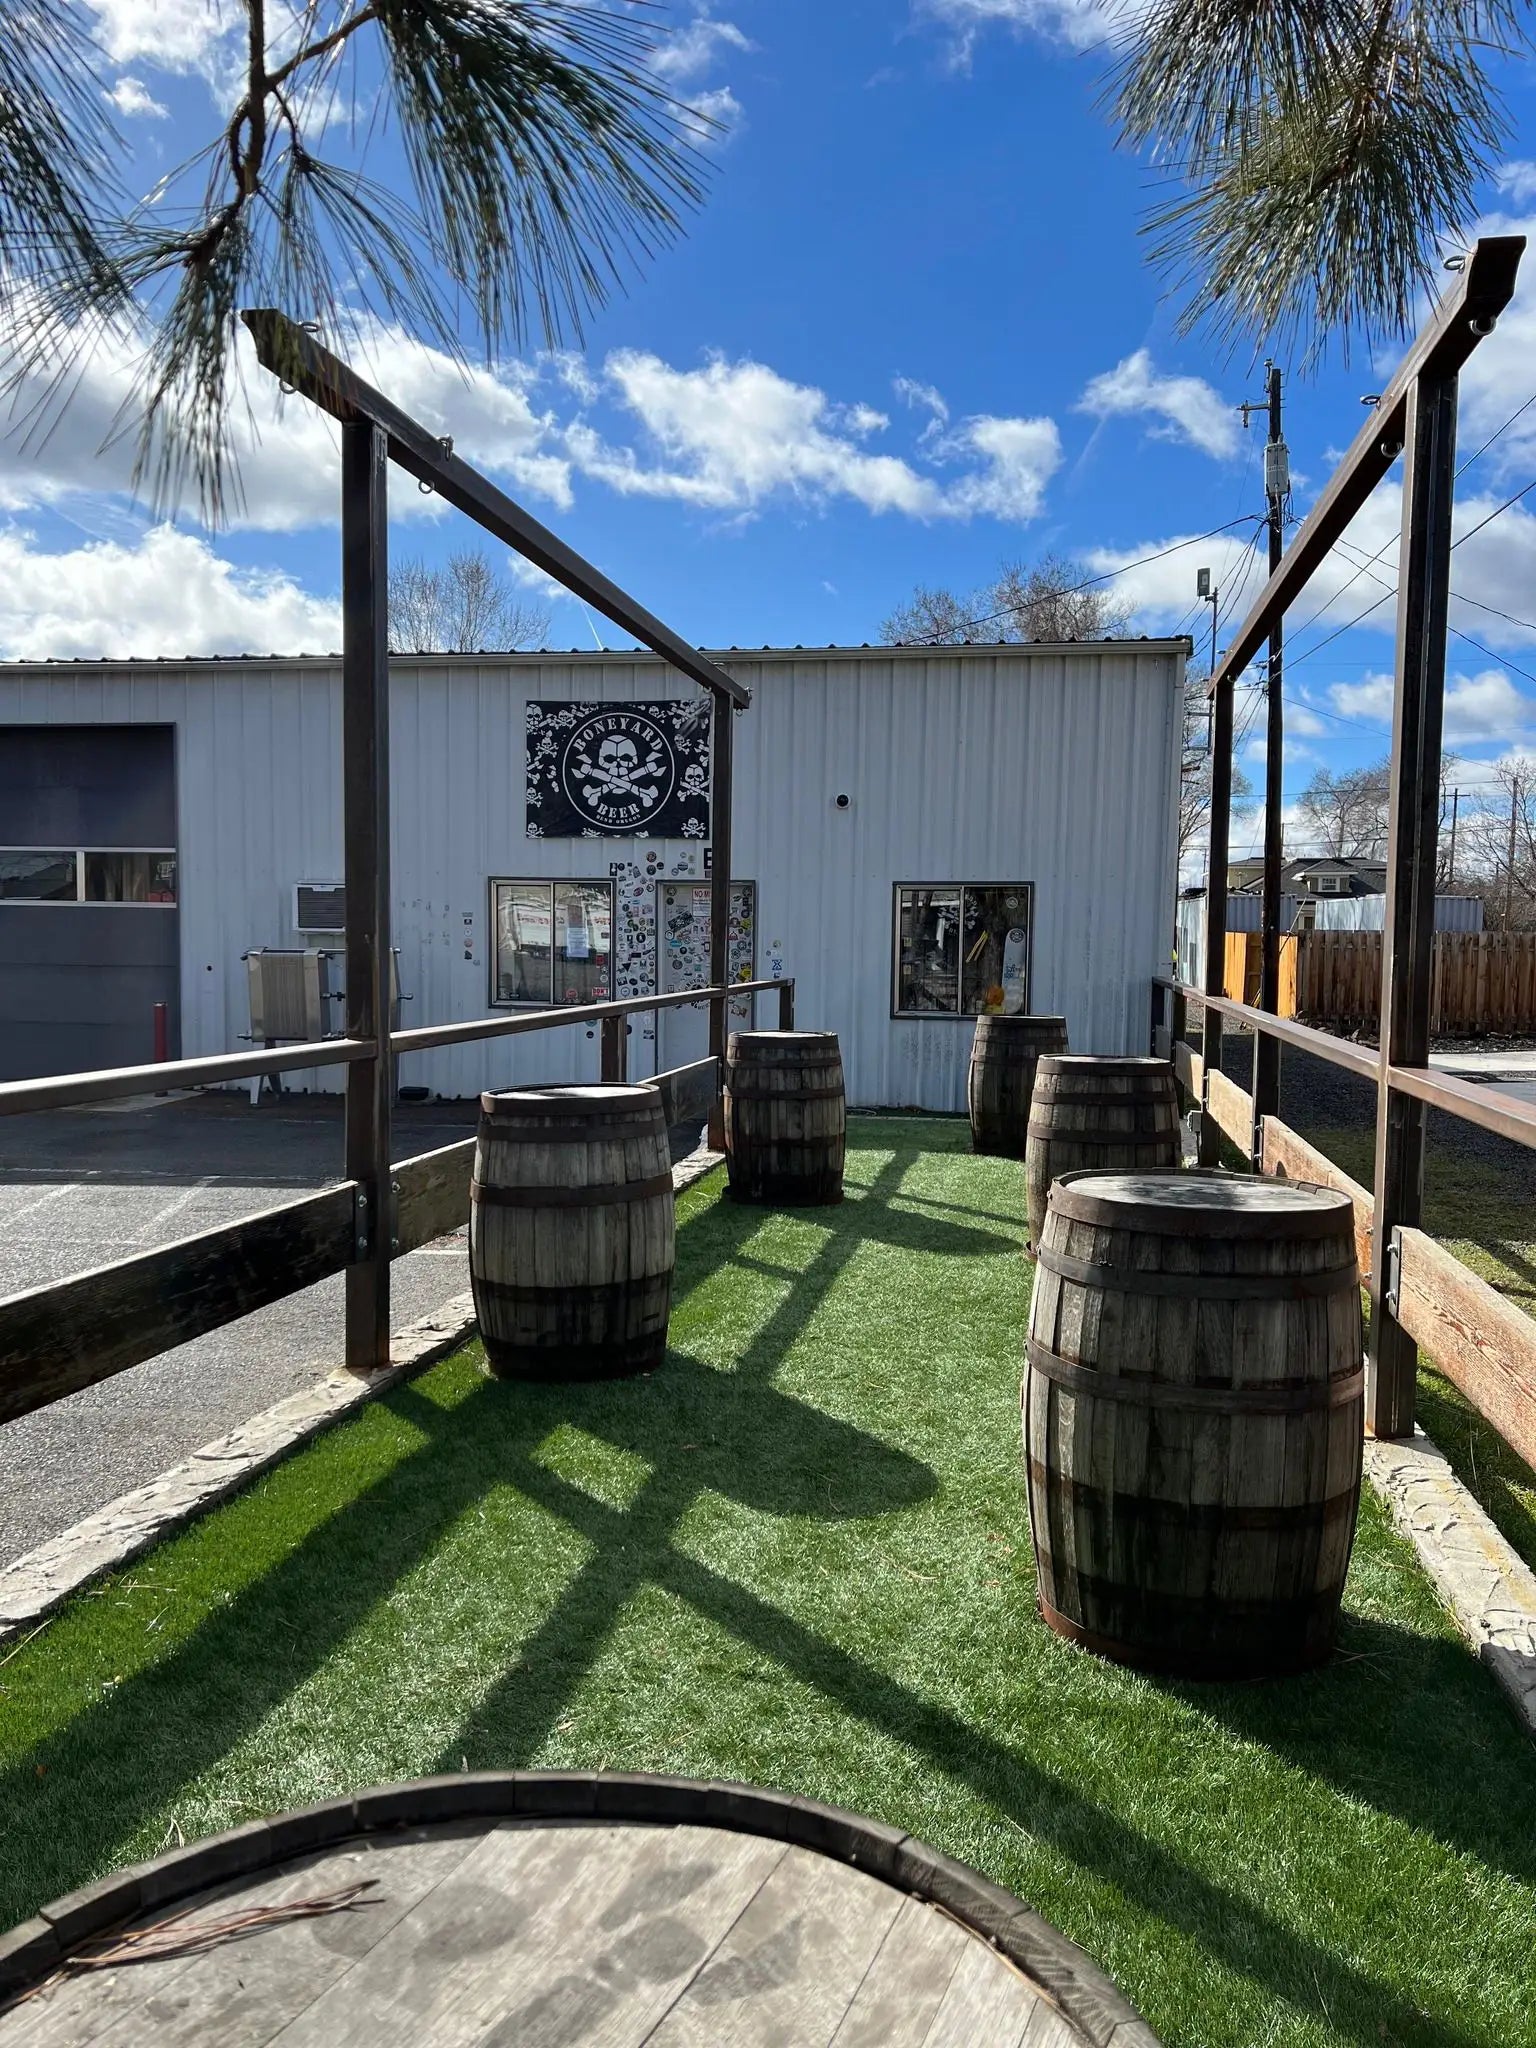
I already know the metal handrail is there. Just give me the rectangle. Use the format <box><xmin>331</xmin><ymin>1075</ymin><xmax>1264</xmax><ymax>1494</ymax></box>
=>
<box><xmin>1160</xmin><ymin>976</ymin><xmax>1536</xmax><ymax>1147</ymax></box>
<box><xmin>388</xmin><ymin>979</ymin><xmax>791</xmax><ymax>1057</ymax></box>
<box><xmin>0</xmin><ymin>1037</ymin><xmax>377</xmax><ymax>1118</ymax></box>
<box><xmin>0</xmin><ymin>979</ymin><xmax>796</xmax><ymax>1119</ymax></box>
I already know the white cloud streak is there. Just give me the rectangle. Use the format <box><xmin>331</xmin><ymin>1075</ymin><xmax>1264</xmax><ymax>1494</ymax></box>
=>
<box><xmin>1077</xmin><ymin>349</ymin><xmax>1239</xmax><ymax>459</ymax></box>
<box><xmin>106</xmin><ymin>76</ymin><xmax>169</xmax><ymax>119</ymax></box>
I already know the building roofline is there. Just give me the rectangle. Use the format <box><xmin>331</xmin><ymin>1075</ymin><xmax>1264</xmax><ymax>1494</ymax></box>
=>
<box><xmin>0</xmin><ymin>636</ymin><xmax>1192</xmax><ymax>678</ymax></box>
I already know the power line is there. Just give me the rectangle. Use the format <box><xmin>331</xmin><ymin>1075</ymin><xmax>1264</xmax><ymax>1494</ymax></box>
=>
<box><xmin>1280</xmin><ymin>390</ymin><xmax>1536</xmax><ymax>652</ymax></box>
<box><xmin>907</xmin><ymin>514</ymin><xmax>1264</xmax><ymax>644</ymax></box>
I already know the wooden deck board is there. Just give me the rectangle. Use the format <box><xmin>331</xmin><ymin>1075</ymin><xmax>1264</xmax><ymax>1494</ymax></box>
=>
<box><xmin>3</xmin><ymin>1819</ymin><xmax>1083</xmax><ymax>2047</ymax></box>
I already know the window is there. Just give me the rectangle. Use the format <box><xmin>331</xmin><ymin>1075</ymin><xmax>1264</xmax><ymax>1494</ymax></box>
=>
<box><xmin>1314</xmin><ymin>873</ymin><xmax>1343</xmax><ymax>895</ymax></box>
<box><xmin>85</xmin><ymin>852</ymin><xmax>177</xmax><ymax>903</ymax></box>
<box><xmin>0</xmin><ymin>849</ymin><xmax>174</xmax><ymax>903</ymax></box>
<box><xmin>0</xmin><ymin>851</ymin><xmax>78</xmax><ymax>901</ymax></box>
<box><xmin>893</xmin><ymin>883</ymin><xmax>1033</xmax><ymax>1017</ymax></box>
<box><xmin>492</xmin><ymin>879</ymin><xmax>613</xmax><ymax>1006</ymax></box>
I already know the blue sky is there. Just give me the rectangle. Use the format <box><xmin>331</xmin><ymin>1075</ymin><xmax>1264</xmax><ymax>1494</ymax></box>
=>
<box><xmin>9</xmin><ymin>0</ymin><xmax>1536</xmax><ymax>863</ymax></box>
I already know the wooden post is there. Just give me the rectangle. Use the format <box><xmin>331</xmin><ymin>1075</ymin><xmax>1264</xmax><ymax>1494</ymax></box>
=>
<box><xmin>1198</xmin><ymin>674</ymin><xmax>1234</xmax><ymax>1166</ymax></box>
<box><xmin>600</xmin><ymin>1014</ymin><xmax>628</xmax><ymax>1084</ymax></box>
<box><xmin>707</xmin><ymin>689</ymin><xmax>734</xmax><ymax>1148</ymax></box>
<box><xmin>342</xmin><ymin>420</ymin><xmax>392</xmax><ymax>1372</ymax></box>
<box><xmin>1369</xmin><ymin>368</ymin><xmax>1458</xmax><ymax>1437</ymax></box>
<box><xmin>778</xmin><ymin>979</ymin><xmax>795</xmax><ymax>1031</ymax></box>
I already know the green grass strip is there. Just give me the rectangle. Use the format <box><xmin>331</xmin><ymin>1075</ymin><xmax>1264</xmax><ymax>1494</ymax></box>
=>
<box><xmin>1</xmin><ymin>1118</ymin><xmax>1533</xmax><ymax>2047</ymax></box>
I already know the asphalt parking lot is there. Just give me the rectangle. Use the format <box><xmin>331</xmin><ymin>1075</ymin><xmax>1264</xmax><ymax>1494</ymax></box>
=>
<box><xmin>0</xmin><ymin>1091</ymin><xmax>484</xmax><ymax>1568</ymax></box>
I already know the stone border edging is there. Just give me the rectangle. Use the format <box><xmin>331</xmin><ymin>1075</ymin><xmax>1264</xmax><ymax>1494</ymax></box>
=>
<box><xmin>0</xmin><ymin>1148</ymin><xmax>725</xmax><ymax>1649</ymax></box>
<box><xmin>1364</xmin><ymin>1429</ymin><xmax>1536</xmax><ymax>1735</ymax></box>
<box><xmin>0</xmin><ymin>1771</ymin><xmax>1159</xmax><ymax>2044</ymax></box>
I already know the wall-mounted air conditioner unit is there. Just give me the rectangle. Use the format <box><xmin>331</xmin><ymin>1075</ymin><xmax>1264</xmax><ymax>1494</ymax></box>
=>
<box><xmin>294</xmin><ymin>881</ymin><xmax>346</xmax><ymax>933</ymax></box>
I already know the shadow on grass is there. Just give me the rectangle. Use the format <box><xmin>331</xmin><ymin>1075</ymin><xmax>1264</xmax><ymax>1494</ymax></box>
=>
<box><xmin>4</xmin><ymin>1140</ymin><xmax>1526</xmax><ymax>2047</ymax></box>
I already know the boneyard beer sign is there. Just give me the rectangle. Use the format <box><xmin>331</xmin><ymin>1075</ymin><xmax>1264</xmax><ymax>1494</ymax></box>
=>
<box><xmin>525</xmin><ymin>701</ymin><xmax>710</xmax><ymax>838</ymax></box>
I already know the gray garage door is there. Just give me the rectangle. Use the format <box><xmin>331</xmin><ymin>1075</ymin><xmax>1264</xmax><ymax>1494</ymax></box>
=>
<box><xmin>0</xmin><ymin>726</ymin><xmax>179</xmax><ymax>1081</ymax></box>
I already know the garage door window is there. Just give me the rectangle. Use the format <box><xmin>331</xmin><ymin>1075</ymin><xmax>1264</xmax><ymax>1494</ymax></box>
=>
<box><xmin>0</xmin><ymin>852</ymin><xmax>78</xmax><ymax>901</ymax></box>
<box><xmin>84</xmin><ymin>852</ymin><xmax>177</xmax><ymax>903</ymax></box>
<box><xmin>893</xmin><ymin>883</ymin><xmax>1033</xmax><ymax>1016</ymax></box>
<box><xmin>0</xmin><ymin>848</ymin><xmax>176</xmax><ymax>904</ymax></box>
<box><xmin>492</xmin><ymin>879</ymin><xmax>613</xmax><ymax>1006</ymax></box>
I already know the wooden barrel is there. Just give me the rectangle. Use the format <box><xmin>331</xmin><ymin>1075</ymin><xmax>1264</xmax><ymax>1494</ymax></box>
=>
<box><xmin>0</xmin><ymin>1773</ymin><xmax>1160</xmax><ymax>2042</ymax></box>
<box><xmin>1023</xmin><ymin>1054</ymin><xmax>1179</xmax><ymax>1250</ymax></box>
<box><xmin>1024</xmin><ymin>1168</ymin><xmax>1364</xmax><ymax>1678</ymax></box>
<box><xmin>470</xmin><ymin>1083</ymin><xmax>673</xmax><ymax>1380</ymax></box>
<box><xmin>724</xmin><ymin>1030</ymin><xmax>845</xmax><ymax>1205</ymax></box>
<box><xmin>967</xmin><ymin>1013</ymin><xmax>1069</xmax><ymax>1156</ymax></box>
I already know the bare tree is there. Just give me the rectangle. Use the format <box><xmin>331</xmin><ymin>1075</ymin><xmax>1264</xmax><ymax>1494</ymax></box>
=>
<box><xmin>389</xmin><ymin>551</ymin><xmax>551</xmax><ymax>654</ymax></box>
<box><xmin>1180</xmin><ymin>711</ymin><xmax>1253</xmax><ymax>865</ymax></box>
<box><xmin>1294</xmin><ymin>761</ymin><xmax>1393</xmax><ymax>859</ymax></box>
<box><xmin>1459</xmin><ymin>757</ymin><xmax>1536</xmax><ymax>931</ymax></box>
<box><xmin>882</xmin><ymin>553</ymin><xmax>1132</xmax><ymax>645</ymax></box>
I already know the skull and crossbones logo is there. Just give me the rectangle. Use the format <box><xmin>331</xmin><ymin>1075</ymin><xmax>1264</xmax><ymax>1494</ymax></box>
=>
<box><xmin>561</xmin><ymin>712</ymin><xmax>676</xmax><ymax>828</ymax></box>
<box><xmin>572</xmin><ymin>731</ymin><xmax>667</xmax><ymax>808</ymax></box>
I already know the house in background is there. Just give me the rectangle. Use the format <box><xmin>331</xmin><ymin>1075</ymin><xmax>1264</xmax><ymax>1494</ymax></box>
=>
<box><xmin>1228</xmin><ymin>855</ymin><xmax>1387</xmax><ymax>901</ymax></box>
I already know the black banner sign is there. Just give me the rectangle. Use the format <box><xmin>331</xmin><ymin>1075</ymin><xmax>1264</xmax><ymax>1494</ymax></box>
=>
<box><xmin>526</xmin><ymin>700</ymin><xmax>710</xmax><ymax>838</ymax></box>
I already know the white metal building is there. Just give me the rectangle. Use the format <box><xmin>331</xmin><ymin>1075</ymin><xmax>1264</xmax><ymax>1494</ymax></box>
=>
<box><xmin>0</xmin><ymin>640</ymin><xmax>1185</xmax><ymax>1110</ymax></box>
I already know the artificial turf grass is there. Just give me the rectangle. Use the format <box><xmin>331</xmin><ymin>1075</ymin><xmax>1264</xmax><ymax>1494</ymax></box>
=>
<box><xmin>1291</xmin><ymin>1123</ymin><xmax>1536</xmax><ymax>1577</ymax></box>
<box><xmin>0</xmin><ymin>1119</ymin><xmax>1531</xmax><ymax>2048</ymax></box>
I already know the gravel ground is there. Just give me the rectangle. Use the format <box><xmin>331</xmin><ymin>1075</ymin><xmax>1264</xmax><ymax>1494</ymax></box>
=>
<box><xmin>0</xmin><ymin>1093</ymin><xmax>708</xmax><ymax>1569</ymax></box>
<box><xmin>1196</xmin><ymin>1013</ymin><xmax>1536</xmax><ymax>1194</ymax></box>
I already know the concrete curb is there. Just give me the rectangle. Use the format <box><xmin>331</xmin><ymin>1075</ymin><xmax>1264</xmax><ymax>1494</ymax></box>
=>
<box><xmin>1364</xmin><ymin>1429</ymin><xmax>1536</xmax><ymax>1736</ymax></box>
<box><xmin>0</xmin><ymin>1148</ymin><xmax>725</xmax><ymax>1650</ymax></box>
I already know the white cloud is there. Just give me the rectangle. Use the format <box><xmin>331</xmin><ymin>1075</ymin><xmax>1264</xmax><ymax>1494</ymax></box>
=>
<box><xmin>85</xmin><ymin>0</ymin><xmax>238</xmax><ymax>78</ymax></box>
<box><xmin>1328</xmin><ymin>671</ymin><xmax>1394</xmax><ymax>723</ymax></box>
<box><xmin>893</xmin><ymin>377</ymin><xmax>949</xmax><ymax>424</ymax></box>
<box><xmin>1077</xmin><ymin>349</ymin><xmax>1238</xmax><ymax>459</ymax></box>
<box><xmin>106</xmin><ymin>75</ymin><xmax>168</xmax><ymax>119</ymax></box>
<box><xmin>1494</xmin><ymin>162</ymin><xmax>1536</xmax><ymax>207</ymax></box>
<box><xmin>568</xmin><ymin>350</ymin><xmax>1061</xmax><ymax>522</ymax></box>
<box><xmin>1286</xmin><ymin>703</ymin><xmax>1329</xmax><ymax>737</ymax></box>
<box><xmin>915</xmin><ymin>0</ymin><xmax>1118</xmax><ymax>66</ymax></box>
<box><xmin>0</xmin><ymin>315</ymin><xmax>572</xmax><ymax>530</ymax></box>
<box><xmin>0</xmin><ymin>525</ymin><xmax>338</xmax><ymax>659</ymax></box>
<box><xmin>648</xmin><ymin>10</ymin><xmax>753</xmax><ymax>84</ymax></box>
<box><xmin>1329</xmin><ymin>667</ymin><xmax>1536</xmax><ymax>744</ymax></box>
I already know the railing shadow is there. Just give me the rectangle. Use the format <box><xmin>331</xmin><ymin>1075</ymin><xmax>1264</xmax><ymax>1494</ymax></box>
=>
<box><xmin>3</xmin><ymin>1133</ymin><xmax>1526</xmax><ymax>2048</ymax></box>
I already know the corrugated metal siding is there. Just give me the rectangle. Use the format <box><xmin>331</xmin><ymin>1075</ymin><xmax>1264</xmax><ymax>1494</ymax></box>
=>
<box><xmin>0</xmin><ymin>644</ymin><xmax>1183</xmax><ymax>1109</ymax></box>
<box><xmin>1311</xmin><ymin>893</ymin><xmax>1485</xmax><ymax>933</ymax></box>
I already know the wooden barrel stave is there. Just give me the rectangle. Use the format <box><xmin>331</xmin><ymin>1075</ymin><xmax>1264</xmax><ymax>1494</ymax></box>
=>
<box><xmin>1023</xmin><ymin>1056</ymin><xmax>1180</xmax><ymax>1251</ymax></box>
<box><xmin>1023</xmin><ymin>1169</ymin><xmax>1363</xmax><ymax>1676</ymax></box>
<box><xmin>967</xmin><ymin>1014</ymin><xmax>1069</xmax><ymax>1157</ymax></box>
<box><xmin>471</xmin><ymin>1086</ymin><xmax>674</xmax><ymax>1380</ymax></box>
<box><xmin>725</xmin><ymin>1030</ymin><xmax>846</xmax><ymax>1205</ymax></box>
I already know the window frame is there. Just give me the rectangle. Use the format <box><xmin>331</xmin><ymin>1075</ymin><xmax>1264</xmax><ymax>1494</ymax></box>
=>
<box><xmin>488</xmin><ymin>875</ymin><xmax>617</xmax><ymax>1010</ymax></box>
<box><xmin>890</xmin><ymin>880</ymin><xmax>1034</xmax><ymax>1020</ymax></box>
<box><xmin>0</xmin><ymin>846</ymin><xmax>177</xmax><ymax>906</ymax></box>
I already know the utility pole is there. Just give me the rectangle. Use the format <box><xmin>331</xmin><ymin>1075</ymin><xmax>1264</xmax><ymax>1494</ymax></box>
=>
<box><xmin>1242</xmin><ymin>363</ymin><xmax>1288</xmax><ymax>1154</ymax></box>
<box><xmin>1507</xmin><ymin>770</ymin><xmax>1521</xmax><ymax>928</ymax></box>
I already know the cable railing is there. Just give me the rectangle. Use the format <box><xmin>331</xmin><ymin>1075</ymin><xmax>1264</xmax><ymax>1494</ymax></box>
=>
<box><xmin>0</xmin><ymin>977</ymin><xmax>794</xmax><ymax>1429</ymax></box>
<box><xmin>1151</xmin><ymin>973</ymin><xmax>1536</xmax><ymax>1475</ymax></box>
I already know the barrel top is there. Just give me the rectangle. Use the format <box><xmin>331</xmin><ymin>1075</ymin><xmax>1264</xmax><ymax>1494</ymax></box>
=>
<box><xmin>0</xmin><ymin>1776</ymin><xmax>1151</xmax><ymax>2045</ymax></box>
<box><xmin>974</xmin><ymin>1013</ymin><xmax>1067</xmax><ymax>1032</ymax></box>
<box><xmin>1050</xmin><ymin>1167</ymin><xmax>1355</xmax><ymax>1238</ymax></box>
<box><xmin>728</xmin><ymin>1029</ymin><xmax>840</xmax><ymax>1051</ymax></box>
<box><xmin>1037</xmin><ymin>1054</ymin><xmax>1169</xmax><ymax>1077</ymax></box>
<box><xmin>480</xmin><ymin>1083</ymin><xmax>660</xmax><ymax>1119</ymax></box>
